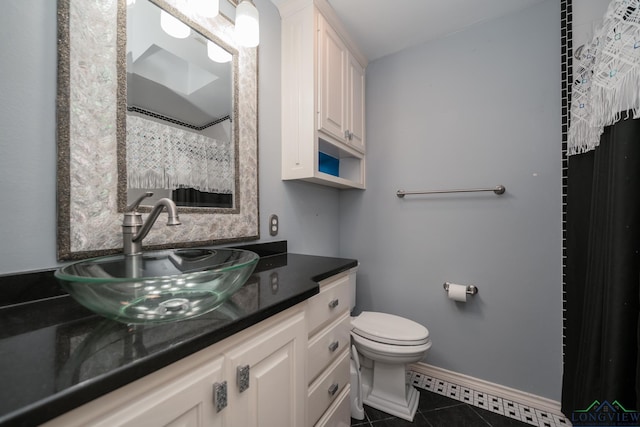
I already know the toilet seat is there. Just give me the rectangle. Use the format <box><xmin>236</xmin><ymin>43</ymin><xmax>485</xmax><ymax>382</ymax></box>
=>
<box><xmin>351</xmin><ymin>311</ymin><xmax>430</xmax><ymax>346</ymax></box>
<box><xmin>351</xmin><ymin>332</ymin><xmax>432</xmax><ymax>359</ymax></box>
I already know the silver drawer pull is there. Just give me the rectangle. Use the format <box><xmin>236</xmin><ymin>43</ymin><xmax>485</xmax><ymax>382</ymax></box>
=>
<box><xmin>328</xmin><ymin>383</ymin><xmax>339</xmax><ymax>397</ymax></box>
<box><xmin>328</xmin><ymin>340</ymin><xmax>339</xmax><ymax>352</ymax></box>
<box><xmin>237</xmin><ymin>365</ymin><xmax>250</xmax><ymax>393</ymax></box>
<box><xmin>328</xmin><ymin>299</ymin><xmax>339</xmax><ymax>309</ymax></box>
<box><xmin>213</xmin><ymin>381</ymin><xmax>227</xmax><ymax>412</ymax></box>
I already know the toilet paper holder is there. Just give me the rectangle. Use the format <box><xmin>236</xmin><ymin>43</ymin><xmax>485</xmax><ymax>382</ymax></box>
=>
<box><xmin>443</xmin><ymin>282</ymin><xmax>478</xmax><ymax>296</ymax></box>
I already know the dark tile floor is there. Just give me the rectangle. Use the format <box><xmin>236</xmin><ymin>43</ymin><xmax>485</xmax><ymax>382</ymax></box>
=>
<box><xmin>351</xmin><ymin>389</ymin><xmax>533</xmax><ymax>427</ymax></box>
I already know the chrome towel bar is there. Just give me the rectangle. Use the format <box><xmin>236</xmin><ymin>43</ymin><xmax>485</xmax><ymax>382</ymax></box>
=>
<box><xmin>396</xmin><ymin>185</ymin><xmax>505</xmax><ymax>198</ymax></box>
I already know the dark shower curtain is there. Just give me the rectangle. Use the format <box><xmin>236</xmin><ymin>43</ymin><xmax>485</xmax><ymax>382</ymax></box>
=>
<box><xmin>562</xmin><ymin>114</ymin><xmax>640</xmax><ymax>416</ymax></box>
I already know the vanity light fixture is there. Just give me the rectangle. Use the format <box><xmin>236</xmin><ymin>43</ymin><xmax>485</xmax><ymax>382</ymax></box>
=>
<box><xmin>160</xmin><ymin>10</ymin><xmax>191</xmax><ymax>39</ymax></box>
<box><xmin>192</xmin><ymin>0</ymin><xmax>219</xmax><ymax>18</ymax></box>
<box><xmin>207</xmin><ymin>40</ymin><xmax>232</xmax><ymax>63</ymax></box>
<box><xmin>235</xmin><ymin>0</ymin><xmax>259</xmax><ymax>47</ymax></box>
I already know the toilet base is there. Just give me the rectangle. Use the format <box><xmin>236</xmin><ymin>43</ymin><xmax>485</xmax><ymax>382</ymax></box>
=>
<box><xmin>360</xmin><ymin>363</ymin><xmax>420</xmax><ymax>422</ymax></box>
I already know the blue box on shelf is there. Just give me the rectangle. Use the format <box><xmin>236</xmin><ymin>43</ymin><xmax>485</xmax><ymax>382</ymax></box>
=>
<box><xmin>318</xmin><ymin>152</ymin><xmax>339</xmax><ymax>177</ymax></box>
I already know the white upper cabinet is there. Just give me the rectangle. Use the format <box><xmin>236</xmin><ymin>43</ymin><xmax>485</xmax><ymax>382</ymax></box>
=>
<box><xmin>275</xmin><ymin>0</ymin><xmax>368</xmax><ymax>189</ymax></box>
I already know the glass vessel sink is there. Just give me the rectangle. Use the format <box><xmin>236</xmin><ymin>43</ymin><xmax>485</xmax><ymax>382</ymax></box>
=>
<box><xmin>55</xmin><ymin>248</ymin><xmax>259</xmax><ymax>324</ymax></box>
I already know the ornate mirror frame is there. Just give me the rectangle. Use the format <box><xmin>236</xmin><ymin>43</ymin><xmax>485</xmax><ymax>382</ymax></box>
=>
<box><xmin>57</xmin><ymin>0</ymin><xmax>259</xmax><ymax>260</ymax></box>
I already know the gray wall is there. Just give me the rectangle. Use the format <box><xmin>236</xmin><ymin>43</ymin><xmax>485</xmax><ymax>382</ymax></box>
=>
<box><xmin>0</xmin><ymin>1</ymin><xmax>58</xmax><ymax>273</ymax></box>
<box><xmin>339</xmin><ymin>0</ymin><xmax>563</xmax><ymax>400</ymax></box>
<box><xmin>0</xmin><ymin>0</ymin><xmax>341</xmax><ymax>275</ymax></box>
<box><xmin>572</xmin><ymin>0</ymin><xmax>610</xmax><ymax>48</ymax></box>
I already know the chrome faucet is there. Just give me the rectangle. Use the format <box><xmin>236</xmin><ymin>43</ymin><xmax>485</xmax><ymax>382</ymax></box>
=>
<box><xmin>122</xmin><ymin>192</ymin><xmax>181</xmax><ymax>255</ymax></box>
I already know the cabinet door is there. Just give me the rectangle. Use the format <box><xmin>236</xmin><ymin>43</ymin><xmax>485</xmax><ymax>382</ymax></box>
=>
<box><xmin>225</xmin><ymin>311</ymin><xmax>306</xmax><ymax>427</ymax></box>
<box><xmin>318</xmin><ymin>14</ymin><xmax>347</xmax><ymax>143</ymax></box>
<box><xmin>45</xmin><ymin>355</ymin><xmax>226</xmax><ymax>427</ymax></box>
<box><xmin>347</xmin><ymin>53</ymin><xmax>365</xmax><ymax>153</ymax></box>
<box><xmin>113</xmin><ymin>356</ymin><xmax>225</xmax><ymax>427</ymax></box>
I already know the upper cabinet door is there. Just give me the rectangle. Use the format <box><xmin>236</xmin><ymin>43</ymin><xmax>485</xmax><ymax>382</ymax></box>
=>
<box><xmin>317</xmin><ymin>13</ymin><xmax>365</xmax><ymax>154</ymax></box>
<box><xmin>347</xmin><ymin>53</ymin><xmax>365</xmax><ymax>153</ymax></box>
<box><xmin>318</xmin><ymin>16</ymin><xmax>348</xmax><ymax>142</ymax></box>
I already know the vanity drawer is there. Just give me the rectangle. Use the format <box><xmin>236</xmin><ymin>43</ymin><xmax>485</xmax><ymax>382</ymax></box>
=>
<box><xmin>307</xmin><ymin>274</ymin><xmax>351</xmax><ymax>336</ymax></box>
<box><xmin>307</xmin><ymin>350</ymin><xmax>350</xmax><ymax>426</ymax></box>
<box><xmin>314</xmin><ymin>385</ymin><xmax>350</xmax><ymax>427</ymax></box>
<box><xmin>308</xmin><ymin>312</ymin><xmax>351</xmax><ymax>384</ymax></box>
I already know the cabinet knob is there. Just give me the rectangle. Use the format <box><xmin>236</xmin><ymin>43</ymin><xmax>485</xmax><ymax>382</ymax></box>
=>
<box><xmin>328</xmin><ymin>299</ymin><xmax>339</xmax><ymax>309</ymax></box>
<box><xmin>328</xmin><ymin>383</ymin><xmax>339</xmax><ymax>397</ymax></box>
<box><xmin>213</xmin><ymin>381</ymin><xmax>228</xmax><ymax>412</ymax></box>
<box><xmin>328</xmin><ymin>340</ymin><xmax>339</xmax><ymax>352</ymax></box>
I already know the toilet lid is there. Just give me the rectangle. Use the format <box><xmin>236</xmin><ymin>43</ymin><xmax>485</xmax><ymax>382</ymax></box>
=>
<box><xmin>351</xmin><ymin>311</ymin><xmax>430</xmax><ymax>346</ymax></box>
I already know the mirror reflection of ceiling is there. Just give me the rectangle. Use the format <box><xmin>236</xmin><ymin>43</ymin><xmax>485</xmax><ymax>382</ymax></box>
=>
<box><xmin>126</xmin><ymin>0</ymin><xmax>232</xmax><ymax>128</ymax></box>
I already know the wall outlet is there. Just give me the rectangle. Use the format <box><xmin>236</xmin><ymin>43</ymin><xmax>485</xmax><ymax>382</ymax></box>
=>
<box><xmin>269</xmin><ymin>214</ymin><xmax>279</xmax><ymax>236</ymax></box>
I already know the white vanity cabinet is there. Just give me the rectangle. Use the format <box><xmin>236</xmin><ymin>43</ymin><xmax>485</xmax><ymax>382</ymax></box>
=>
<box><xmin>43</xmin><ymin>306</ymin><xmax>306</xmax><ymax>427</ymax></box>
<box><xmin>276</xmin><ymin>0</ymin><xmax>367</xmax><ymax>189</ymax></box>
<box><xmin>41</xmin><ymin>269</ymin><xmax>357</xmax><ymax>427</ymax></box>
<box><xmin>305</xmin><ymin>269</ymin><xmax>355</xmax><ymax>426</ymax></box>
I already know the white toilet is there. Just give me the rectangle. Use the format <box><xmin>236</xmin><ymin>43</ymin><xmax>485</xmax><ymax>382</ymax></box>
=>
<box><xmin>349</xmin><ymin>279</ymin><xmax>431</xmax><ymax>422</ymax></box>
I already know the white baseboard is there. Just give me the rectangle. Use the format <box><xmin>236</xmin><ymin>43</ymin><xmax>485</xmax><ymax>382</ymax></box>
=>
<box><xmin>409</xmin><ymin>362</ymin><xmax>564</xmax><ymax>418</ymax></box>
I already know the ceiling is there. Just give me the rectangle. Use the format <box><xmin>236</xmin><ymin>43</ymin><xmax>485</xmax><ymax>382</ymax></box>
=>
<box><xmin>327</xmin><ymin>0</ymin><xmax>546</xmax><ymax>61</ymax></box>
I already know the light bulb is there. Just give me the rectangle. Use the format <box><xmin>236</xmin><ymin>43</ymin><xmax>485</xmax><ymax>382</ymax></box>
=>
<box><xmin>160</xmin><ymin>10</ymin><xmax>191</xmax><ymax>39</ymax></box>
<box><xmin>192</xmin><ymin>0</ymin><xmax>219</xmax><ymax>18</ymax></box>
<box><xmin>235</xmin><ymin>0</ymin><xmax>259</xmax><ymax>48</ymax></box>
<box><xmin>207</xmin><ymin>40</ymin><xmax>232</xmax><ymax>63</ymax></box>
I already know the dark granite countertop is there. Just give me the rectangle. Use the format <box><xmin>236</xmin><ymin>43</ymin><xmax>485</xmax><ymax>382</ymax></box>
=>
<box><xmin>0</xmin><ymin>242</ymin><xmax>357</xmax><ymax>427</ymax></box>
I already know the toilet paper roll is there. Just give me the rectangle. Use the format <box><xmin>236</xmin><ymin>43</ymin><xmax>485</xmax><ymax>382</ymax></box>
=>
<box><xmin>447</xmin><ymin>283</ymin><xmax>467</xmax><ymax>302</ymax></box>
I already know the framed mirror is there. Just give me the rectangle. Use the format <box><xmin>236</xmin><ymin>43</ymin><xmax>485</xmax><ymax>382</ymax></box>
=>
<box><xmin>57</xmin><ymin>0</ymin><xmax>259</xmax><ymax>260</ymax></box>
